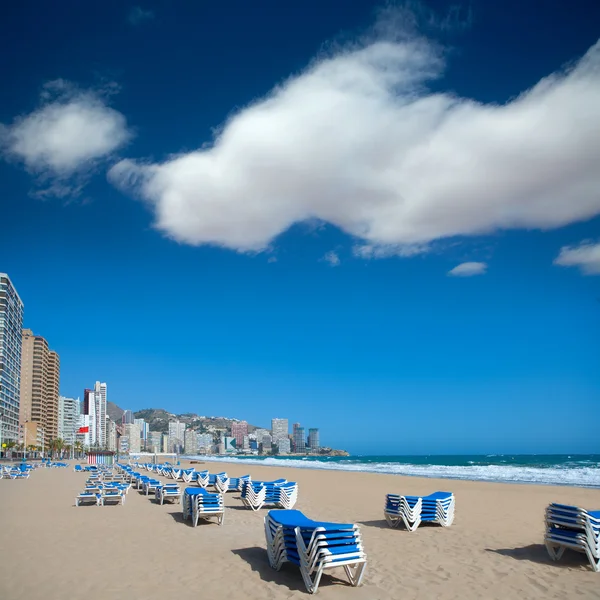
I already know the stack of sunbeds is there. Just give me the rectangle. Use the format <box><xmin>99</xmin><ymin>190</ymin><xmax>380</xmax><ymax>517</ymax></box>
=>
<box><xmin>215</xmin><ymin>474</ymin><xmax>251</xmax><ymax>493</ymax></box>
<box><xmin>196</xmin><ymin>470</ymin><xmax>210</xmax><ymax>488</ymax></box>
<box><xmin>156</xmin><ymin>483</ymin><xmax>183</xmax><ymax>505</ymax></box>
<box><xmin>241</xmin><ymin>479</ymin><xmax>298</xmax><ymax>511</ymax></box>
<box><xmin>182</xmin><ymin>488</ymin><xmax>224</xmax><ymax>526</ymax></box>
<box><xmin>384</xmin><ymin>491</ymin><xmax>455</xmax><ymax>531</ymax></box>
<box><xmin>545</xmin><ymin>503</ymin><xmax>600</xmax><ymax>571</ymax></box>
<box><xmin>76</xmin><ymin>483</ymin><xmax>126</xmax><ymax>506</ymax></box>
<box><xmin>264</xmin><ymin>509</ymin><xmax>367</xmax><ymax>594</ymax></box>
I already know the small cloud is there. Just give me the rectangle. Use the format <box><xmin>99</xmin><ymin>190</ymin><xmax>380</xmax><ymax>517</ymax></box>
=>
<box><xmin>322</xmin><ymin>251</ymin><xmax>341</xmax><ymax>267</ymax></box>
<box><xmin>447</xmin><ymin>261</ymin><xmax>487</xmax><ymax>277</ymax></box>
<box><xmin>0</xmin><ymin>80</ymin><xmax>131</xmax><ymax>199</ymax></box>
<box><xmin>554</xmin><ymin>240</ymin><xmax>600</xmax><ymax>275</ymax></box>
<box><xmin>128</xmin><ymin>6</ymin><xmax>154</xmax><ymax>25</ymax></box>
<box><xmin>267</xmin><ymin>256</ymin><xmax>277</xmax><ymax>263</ymax></box>
<box><xmin>353</xmin><ymin>243</ymin><xmax>428</xmax><ymax>259</ymax></box>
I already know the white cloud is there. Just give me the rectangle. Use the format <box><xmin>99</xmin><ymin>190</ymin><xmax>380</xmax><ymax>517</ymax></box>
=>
<box><xmin>322</xmin><ymin>251</ymin><xmax>341</xmax><ymax>266</ymax></box>
<box><xmin>108</xmin><ymin>27</ymin><xmax>600</xmax><ymax>254</ymax></box>
<box><xmin>554</xmin><ymin>241</ymin><xmax>600</xmax><ymax>275</ymax></box>
<box><xmin>129</xmin><ymin>6</ymin><xmax>154</xmax><ymax>25</ymax></box>
<box><xmin>1</xmin><ymin>80</ymin><xmax>131</xmax><ymax>197</ymax></box>
<box><xmin>447</xmin><ymin>262</ymin><xmax>487</xmax><ymax>277</ymax></box>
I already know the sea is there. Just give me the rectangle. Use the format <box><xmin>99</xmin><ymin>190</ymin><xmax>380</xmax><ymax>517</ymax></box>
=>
<box><xmin>183</xmin><ymin>454</ymin><xmax>600</xmax><ymax>488</ymax></box>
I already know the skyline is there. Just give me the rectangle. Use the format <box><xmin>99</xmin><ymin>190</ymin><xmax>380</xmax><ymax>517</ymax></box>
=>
<box><xmin>1</xmin><ymin>1</ymin><xmax>599</xmax><ymax>455</ymax></box>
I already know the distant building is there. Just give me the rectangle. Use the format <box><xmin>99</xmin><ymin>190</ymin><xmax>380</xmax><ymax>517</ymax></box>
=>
<box><xmin>278</xmin><ymin>437</ymin><xmax>291</xmax><ymax>454</ymax></box>
<box><xmin>58</xmin><ymin>396</ymin><xmax>80</xmax><ymax>446</ymax></box>
<box><xmin>134</xmin><ymin>418</ymin><xmax>148</xmax><ymax>448</ymax></box>
<box><xmin>242</xmin><ymin>435</ymin><xmax>250</xmax><ymax>450</ymax></box>
<box><xmin>122</xmin><ymin>410</ymin><xmax>134</xmax><ymax>424</ymax></box>
<box><xmin>119</xmin><ymin>436</ymin><xmax>129</xmax><ymax>453</ymax></box>
<box><xmin>168</xmin><ymin>421</ymin><xmax>185</xmax><ymax>453</ymax></box>
<box><xmin>254</xmin><ymin>428</ymin><xmax>270</xmax><ymax>442</ymax></box>
<box><xmin>148</xmin><ymin>431</ymin><xmax>162</xmax><ymax>453</ymax></box>
<box><xmin>0</xmin><ymin>273</ymin><xmax>24</xmax><ymax>443</ymax></box>
<box><xmin>106</xmin><ymin>418</ymin><xmax>117</xmax><ymax>451</ymax></box>
<box><xmin>184</xmin><ymin>429</ymin><xmax>198</xmax><ymax>454</ymax></box>
<box><xmin>261</xmin><ymin>433</ymin><xmax>272</xmax><ymax>454</ymax></box>
<box><xmin>161</xmin><ymin>433</ymin><xmax>169</xmax><ymax>453</ymax></box>
<box><xmin>124</xmin><ymin>423</ymin><xmax>141</xmax><ymax>453</ymax></box>
<box><xmin>308</xmin><ymin>428</ymin><xmax>320</xmax><ymax>451</ymax></box>
<box><xmin>197</xmin><ymin>432</ymin><xmax>213</xmax><ymax>452</ymax></box>
<box><xmin>20</xmin><ymin>421</ymin><xmax>44</xmax><ymax>450</ymax></box>
<box><xmin>231</xmin><ymin>420</ymin><xmax>248</xmax><ymax>446</ymax></box>
<box><xmin>271</xmin><ymin>418</ymin><xmax>288</xmax><ymax>445</ymax></box>
<box><xmin>293</xmin><ymin>423</ymin><xmax>306</xmax><ymax>453</ymax></box>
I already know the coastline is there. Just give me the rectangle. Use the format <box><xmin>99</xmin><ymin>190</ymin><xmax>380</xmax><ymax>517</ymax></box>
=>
<box><xmin>1</xmin><ymin>460</ymin><xmax>599</xmax><ymax>599</ymax></box>
<box><xmin>182</xmin><ymin>454</ymin><xmax>600</xmax><ymax>488</ymax></box>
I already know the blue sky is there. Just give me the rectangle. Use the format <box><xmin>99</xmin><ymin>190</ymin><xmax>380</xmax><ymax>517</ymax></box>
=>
<box><xmin>1</xmin><ymin>1</ymin><xmax>599</xmax><ymax>454</ymax></box>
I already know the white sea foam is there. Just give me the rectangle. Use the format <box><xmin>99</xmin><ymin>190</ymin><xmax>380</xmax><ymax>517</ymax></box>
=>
<box><xmin>182</xmin><ymin>456</ymin><xmax>600</xmax><ymax>488</ymax></box>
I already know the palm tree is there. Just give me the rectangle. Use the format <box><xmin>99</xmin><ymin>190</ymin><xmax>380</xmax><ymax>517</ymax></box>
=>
<box><xmin>48</xmin><ymin>438</ymin><xmax>65</xmax><ymax>459</ymax></box>
<box><xmin>74</xmin><ymin>441</ymin><xmax>83</xmax><ymax>459</ymax></box>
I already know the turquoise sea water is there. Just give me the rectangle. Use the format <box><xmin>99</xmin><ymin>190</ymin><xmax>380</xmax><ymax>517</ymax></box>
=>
<box><xmin>184</xmin><ymin>454</ymin><xmax>600</xmax><ymax>488</ymax></box>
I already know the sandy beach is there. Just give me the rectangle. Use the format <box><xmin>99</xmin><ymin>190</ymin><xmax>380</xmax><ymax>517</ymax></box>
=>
<box><xmin>0</xmin><ymin>460</ymin><xmax>598</xmax><ymax>600</ymax></box>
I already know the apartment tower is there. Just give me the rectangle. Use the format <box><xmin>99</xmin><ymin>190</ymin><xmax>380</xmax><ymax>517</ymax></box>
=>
<box><xmin>19</xmin><ymin>328</ymin><xmax>60</xmax><ymax>444</ymax></box>
<box><xmin>0</xmin><ymin>274</ymin><xmax>24</xmax><ymax>443</ymax></box>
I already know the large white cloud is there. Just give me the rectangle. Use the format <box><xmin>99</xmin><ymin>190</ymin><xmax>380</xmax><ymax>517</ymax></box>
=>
<box><xmin>1</xmin><ymin>80</ymin><xmax>131</xmax><ymax>196</ymax></box>
<box><xmin>109</xmin><ymin>36</ymin><xmax>600</xmax><ymax>252</ymax></box>
<box><xmin>554</xmin><ymin>241</ymin><xmax>600</xmax><ymax>275</ymax></box>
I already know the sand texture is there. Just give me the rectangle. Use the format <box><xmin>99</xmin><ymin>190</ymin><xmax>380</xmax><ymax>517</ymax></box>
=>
<box><xmin>0</xmin><ymin>460</ymin><xmax>599</xmax><ymax>599</ymax></box>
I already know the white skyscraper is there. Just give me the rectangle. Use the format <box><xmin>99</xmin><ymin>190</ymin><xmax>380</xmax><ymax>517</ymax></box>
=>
<box><xmin>168</xmin><ymin>420</ymin><xmax>186</xmax><ymax>453</ymax></box>
<box><xmin>82</xmin><ymin>382</ymin><xmax>107</xmax><ymax>447</ymax></box>
<box><xmin>271</xmin><ymin>418</ymin><xmax>289</xmax><ymax>445</ymax></box>
<box><xmin>0</xmin><ymin>274</ymin><xmax>24</xmax><ymax>444</ymax></box>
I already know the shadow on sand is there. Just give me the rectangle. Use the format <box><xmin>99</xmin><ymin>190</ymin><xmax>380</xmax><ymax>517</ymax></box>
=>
<box><xmin>231</xmin><ymin>547</ymin><xmax>345</xmax><ymax>592</ymax></box>
<box><xmin>486</xmin><ymin>544</ymin><xmax>590</xmax><ymax>570</ymax></box>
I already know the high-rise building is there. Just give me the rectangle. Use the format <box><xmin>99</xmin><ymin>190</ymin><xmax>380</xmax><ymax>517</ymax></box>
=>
<box><xmin>271</xmin><ymin>418</ymin><xmax>288</xmax><ymax>445</ymax></box>
<box><xmin>19</xmin><ymin>328</ymin><xmax>60</xmax><ymax>444</ymax></box>
<box><xmin>308</xmin><ymin>428</ymin><xmax>320</xmax><ymax>452</ymax></box>
<box><xmin>293</xmin><ymin>423</ymin><xmax>306</xmax><ymax>453</ymax></box>
<box><xmin>148</xmin><ymin>431</ymin><xmax>162</xmax><ymax>453</ymax></box>
<box><xmin>261</xmin><ymin>433</ymin><xmax>272</xmax><ymax>454</ymax></box>
<box><xmin>184</xmin><ymin>429</ymin><xmax>198</xmax><ymax>454</ymax></box>
<box><xmin>231</xmin><ymin>420</ymin><xmax>248</xmax><ymax>446</ymax></box>
<box><xmin>278</xmin><ymin>437</ymin><xmax>291</xmax><ymax>454</ymax></box>
<box><xmin>168</xmin><ymin>420</ymin><xmax>185</xmax><ymax>453</ymax></box>
<box><xmin>122</xmin><ymin>410</ymin><xmax>134</xmax><ymax>424</ymax></box>
<box><xmin>134</xmin><ymin>418</ymin><xmax>148</xmax><ymax>448</ymax></box>
<box><xmin>58</xmin><ymin>396</ymin><xmax>80</xmax><ymax>446</ymax></box>
<box><xmin>0</xmin><ymin>274</ymin><xmax>24</xmax><ymax>444</ymax></box>
<box><xmin>106</xmin><ymin>418</ymin><xmax>117</xmax><ymax>451</ymax></box>
<box><xmin>82</xmin><ymin>382</ymin><xmax>107</xmax><ymax>447</ymax></box>
<box><xmin>124</xmin><ymin>423</ymin><xmax>141</xmax><ymax>453</ymax></box>
<box><xmin>197</xmin><ymin>432</ymin><xmax>213</xmax><ymax>452</ymax></box>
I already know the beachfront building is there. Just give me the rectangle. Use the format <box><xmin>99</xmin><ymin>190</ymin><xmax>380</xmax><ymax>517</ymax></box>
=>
<box><xmin>161</xmin><ymin>433</ymin><xmax>169</xmax><ymax>453</ymax></box>
<box><xmin>82</xmin><ymin>382</ymin><xmax>108</xmax><ymax>447</ymax></box>
<box><xmin>122</xmin><ymin>409</ymin><xmax>134</xmax><ymax>424</ymax></box>
<box><xmin>19</xmin><ymin>328</ymin><xmax>60</xmax><ymax>443</ymax></box>
<box><xmin>184</xmin><ymin>428</ymin><xmax>197</xmax><ymax>454</ymax></box>
<box><xmin>231</xmin><ymin>420</ymin><xmax>248</xmax><ymax>446</ymax></box>
<box><xmin>197</xmin><ymin>432</ymin><xmax>213</xmax><ymax>453</ymax></box>
<box><xmin>124</xmin><ymin>423</ymin><xmax>141</xmax><ymax>452</ymax></box>
<box><xmin>293</xmin><ymin>423</ymin><xmax>306</xmax><ymax>453</ymax></box>
<box><xmin>0</xmin><ymin>274</ymin><xmax>24</xmax><ymax>445</ymax></box>
<box><xmin>58</xmin><ymin>396</ymin><xmax>80</xmax><ymax>446</ymax></box>
<box><xmin>242</xmin><ymin>435</ymin><xmax>250</xmax><ymax>450</ymax></box>
<box><xmin>168</xmin><ymin>420</ymin><xmax>185</xmax><ymax>453</ymax></box>
<box><xmin>261</xmin><ymin>433</ymin><xmax>272</xmax><ymax>454</ymax></box>
<box><xmin>308</xmin><ymin>428</ymin><xmax>320</xmax><ymax>452</ymax></box>
<box><xmin>147</xmin><ymin>431</ymin><xmax>162</xmax><ymax>452</ymax></box>
<box><xmin>271</xmin><ymin>418</ymin><xmax>288</xmax><ymax>446</ymax></box>
<box><xmin>134</xmin><ymin>418</ymin><xmax>148</xmax><ymax>448</ymax></box>
<box><xmin>278</xmin><ymin>437</ymin><xmax>291</xmax><ymax>454</ymax></box>
<box><xmin>106</xmin><ymin>418</ymin><xmax>117</xmax><ymax>451</ymax></box>
<box><xmin>20</xmin><ymin>420</ymin><xmax>44</xmax><ymax>449</ymax></box>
